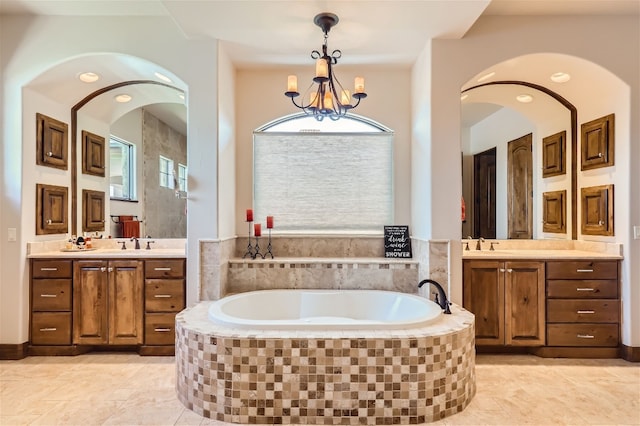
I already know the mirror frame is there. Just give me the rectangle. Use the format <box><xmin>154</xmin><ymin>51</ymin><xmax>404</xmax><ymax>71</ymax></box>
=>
<box><xmin>462</xmin><ymin>80</ymin><xmax>578</xmax><ymax>240</ymax></box>
<box><xmin>70</xmin><ymin>80</ymin><xmax>182</xmax><ymax>235</ymax></box>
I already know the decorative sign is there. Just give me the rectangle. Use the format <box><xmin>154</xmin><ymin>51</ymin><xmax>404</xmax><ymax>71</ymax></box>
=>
<box><xmin>384</xmin><ymin>225</ymin><xmax>412</xmax><ymax>258</ymax></box>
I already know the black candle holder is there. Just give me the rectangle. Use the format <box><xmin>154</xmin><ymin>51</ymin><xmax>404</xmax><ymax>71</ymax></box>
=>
<box><xmin>242</xmin><ymin>221</ymin><xmax>254</xmax><ymax>259</ymax></box>
<box><xmin>253</xmin><ymin>236</ymin><xmax>265</xmax><ymax>259</ymax></box>
<box><xmin>264</xmin><ymin>228</ymin><xmax>274</xmax><ymax>259</ymax></box>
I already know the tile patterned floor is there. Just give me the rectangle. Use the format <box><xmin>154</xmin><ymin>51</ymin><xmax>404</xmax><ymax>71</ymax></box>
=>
<box><xmin>1</xmin><ymin>353</ymin><xmax>638</xmax><ymax>425</ymax></box>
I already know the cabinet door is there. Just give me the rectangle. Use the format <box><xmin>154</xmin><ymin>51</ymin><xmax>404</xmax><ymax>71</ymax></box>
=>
<box><xmin>504</xmin><ymin>261</ymin><xmax>545</xmax><ymax>346</ymax></box>
<box><xmin>108</xmin><ymin>260</ymin><xmax>144</xmax><ymax>345</ymax></box>
<box><xmin>73</xmin><ymin>261</ymin><xmax>109</xmax><ymax>344</ymax></box>
<box><xmin>463</xmin><ymin>260</ymin><xmax>505</xmax><ymax>345</ymax></box>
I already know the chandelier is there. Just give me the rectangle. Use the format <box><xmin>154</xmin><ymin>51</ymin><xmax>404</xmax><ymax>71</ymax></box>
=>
<box><xmin>284</xmin><ymin>12</ymin><xmax>367</xmax><ymax>121</ymax></box>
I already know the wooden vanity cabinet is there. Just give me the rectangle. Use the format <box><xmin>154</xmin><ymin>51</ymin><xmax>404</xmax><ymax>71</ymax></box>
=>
<box><xmin>30</xmin><ymin>260</ymin><xmax>73</xmax><ymax>345</ymax></box>
<box><xmin>141</xmin><ymin>259</ymin><xmax>185</xmax><ymax>354</ymax></box>
<box><xmin>463</xmin><ymin>260</ymin><xmax>545</xmax><ymax>346</ymax></box>
<box><xmin>73</xmin><ymin>259</ymin><xmax>144</xmax><ymax>345</ymax></box>
<box><xmin>546</xmin><ymin>260</ymin><xmax>620</xmax><ymax>350</ymax></box>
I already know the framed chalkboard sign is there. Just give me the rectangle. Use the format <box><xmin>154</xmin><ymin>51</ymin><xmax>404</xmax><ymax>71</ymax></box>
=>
<box><xmin>384</xmin><ymin>225</ymin><xmax>412</xmax><ymax>258</ymax></box>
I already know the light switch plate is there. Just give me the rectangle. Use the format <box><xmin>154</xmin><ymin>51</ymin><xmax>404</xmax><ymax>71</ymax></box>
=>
<box><xmin>634</xmin><ymin>225</ymin><xmax>640</xmax><ymax>240</ymax></box>
<box><xmin>8</xmin><ymin>228</ymin><xmax>16</xmax><ymax>242</ymax></box>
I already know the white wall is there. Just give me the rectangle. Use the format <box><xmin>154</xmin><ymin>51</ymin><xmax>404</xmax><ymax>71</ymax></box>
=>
<box><xmin>235</xmin><ymin>66</ymin><xmax>412</xmax><ymax>237</ymax></box>
<box><xmin>217</xmin><ymin>45</ymin><xmax>236</xmax><ymax>240</ymax></box>
<box><xmin>428</xmin><ymin>15</ymin><xmax>639</xmax><ymax>346</ymax></box>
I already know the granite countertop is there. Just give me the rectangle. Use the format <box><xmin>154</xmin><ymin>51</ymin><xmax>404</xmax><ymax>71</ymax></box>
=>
<box><xmin>27</xmin><ymin>238</ymin><xmax>186</xmax><ymax>259</ymax></box>
<box><xmin>462</xmin><ymin>249</ymin><xmax>622</xmax><ymax>260</ymax></box>
<box><xmin>28</xmin><ymin>248</ymin><xmax>186</xmax><ymax>259</ymax></box>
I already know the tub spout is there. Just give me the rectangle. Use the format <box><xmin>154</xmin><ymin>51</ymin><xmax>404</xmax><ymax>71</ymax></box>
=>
<box><xmin>418</xmin><ymin>279</ymin><xmax>452</xmax><ymax>314</ymax></box>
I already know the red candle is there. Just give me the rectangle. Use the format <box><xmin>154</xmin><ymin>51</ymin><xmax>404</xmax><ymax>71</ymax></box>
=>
<box><xmin>266</xmin><ymin>216</ymin><xmax>274</xmax><ymax>229</ymax></box>
<box><xmin>254</xmin><ymin>223</ymin><xmax>262</xmax><ymax>237</ymax></box>
<box><xmin>246</xmin><ymin>209</ymin><xmax>253</xmax><ymax>222</ymax></box>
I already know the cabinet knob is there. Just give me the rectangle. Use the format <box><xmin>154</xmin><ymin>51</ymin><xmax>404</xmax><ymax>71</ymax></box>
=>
<box><xmin>108</xmin><ymin>267</ymin><xmax>113</xmax><ymax>272</ymax></box>
<box><xmin>100</xmin><ymin>267</ymin><xmax>107</xmax><ymax>272</ymax></box>
<box><xmin>597</xmin><ymin>152</ymin><xmax>603</xmax><ymax>158</ymax></box>
<box><xmin>46</xmin><ymin>151</ymin><xmax>53</xmax><ymax>157</ymax></box>
<box><xmin>499</xmin><ymin>268</ymin><xmax>506</xmax><ymax>272</ymax></box>
<box><xmin>46</xmin><ymin>219</ymin><xmax>52</xmax><ymax>225</ymax></box>
<box><xmin>598</xmin><ymin>220</ymin><xmax>604</xmax><ymax>225</ymax></box>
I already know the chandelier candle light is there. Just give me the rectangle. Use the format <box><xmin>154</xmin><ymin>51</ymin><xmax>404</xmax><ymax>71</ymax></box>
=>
<box><xmin>284</xmin><ymin>12</ymin><xmax>367</xmax><ymax>121</ymax></box>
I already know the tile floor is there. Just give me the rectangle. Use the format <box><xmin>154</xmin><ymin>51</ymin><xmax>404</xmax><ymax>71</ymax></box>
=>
<box><xmin>0</xmin><ymin>353</ymin><xmax>638</xmax><ymax>425</ymax></box>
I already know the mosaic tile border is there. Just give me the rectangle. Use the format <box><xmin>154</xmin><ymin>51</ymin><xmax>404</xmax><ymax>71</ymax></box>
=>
<box><xmin>229</xmin><ymin>261</ymin><xmax>418</xmax><ymax>270</ymax></box>
<box><xmin>176</xmin><ymin>302</ymin><xmax>476</xmax><ymax>425</ymax></box>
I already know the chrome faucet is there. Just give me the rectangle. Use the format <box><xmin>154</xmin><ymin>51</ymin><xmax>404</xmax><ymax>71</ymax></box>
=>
<box><xmin>131</xmin><ymin>237</ymin><xmax>140</xmax><ymax>250</ymax></box>
<box><xmin>418</xmin><ymin>279</ymin><xmax>452</xmax><ymax>314</ymax></box>
<box><xmin>476</xmin><ymin>237</ymin><xmax>485</xmax><ymax>251</ymax></box>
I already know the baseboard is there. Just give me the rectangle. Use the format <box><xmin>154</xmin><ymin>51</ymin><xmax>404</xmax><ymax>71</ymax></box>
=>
<box><xmin>476</xmin><ymin>345</ymin><xmax>620</xmax><ymax>359</ymax></box>
<box><xmin>0</xmin><ymin>342</ymin><xmax>29</xmax><ymax>360</ymax></box>
<box><xmin>138</xmin><ymin>345</ymin><xmax>175</xmax><ymax>356</ymax></box>
<box><xmin>621</xmin><ymin>344</ymin><xmax>640</xmax><ymax>362</ymax></box>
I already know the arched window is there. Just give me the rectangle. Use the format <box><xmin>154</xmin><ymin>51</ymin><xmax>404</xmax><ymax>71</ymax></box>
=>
<box><xmin>253</xmin><ymin>113</ymin><xmax>394</xmax><ymax>233</ymax></box>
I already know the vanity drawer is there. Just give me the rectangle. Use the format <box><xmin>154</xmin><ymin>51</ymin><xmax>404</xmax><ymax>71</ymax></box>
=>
<box><xmin>546</xmin><ymin>261</ymin><xmax>617</xmax><ymax>280</ymax></box>
<box><xmin>547</xmin><ymin>299</ymin><xmax>619</xmax><ymax>323</ymax></box>
<box><xmin>144</xmin><ymin>313</ymin><xmax>177</xmax><ymax>345</ymax></box>
<box><xmin>145</xmin><ymin>279</ymin><xmax>185</xmax><ymax>312</ymax></box>
<box><xmin>32</xmin><ymin>279</ymin><xmax>72</xmax><ymax>311</ymax></box>
<box><xmin>547</xmin><ymin>323</ymin><xmax>618</xmax><ymax>347</ymax></box>
<box><xmin>145</xmin><ymin>259</ymin><xmax>185</xmax><ymax>279</ymax></box>
<box><xmin>546</xmin><ymin>279</ymin><xmax>618</xmax><ymax>299</ymax></box>
<box><xmin>31</xmin><ymin>312</ymin><xmax>72</xmax><ymax>345</ymax></box>
<box><xmin>32</xmin><ymin>260</ymin><xmax>72</xmax><ymax>278</ymax></box>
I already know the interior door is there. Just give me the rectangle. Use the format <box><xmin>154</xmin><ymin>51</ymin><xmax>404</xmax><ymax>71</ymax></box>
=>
<box><xmin>473</xmin><ymin>148</ymin><xmax>496</xmax><ymax>239</ymax></box>
<box><xmin>507</xmin><ymin>134</ymin><xmax>533</xmax><ymax>239</ymax></box>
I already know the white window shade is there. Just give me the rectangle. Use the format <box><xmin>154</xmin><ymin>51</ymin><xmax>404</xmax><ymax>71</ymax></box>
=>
<box><xmin>253</xmin><ymin>133</ymin><xmax>393</xmax><ymax>233</ymax></box>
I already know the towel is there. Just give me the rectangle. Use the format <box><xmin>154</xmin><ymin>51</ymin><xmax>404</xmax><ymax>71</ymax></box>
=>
<box><xmin>121</xmin><ymin>220</ymin><xmax>140</xmax><ymax>238</ymax></box>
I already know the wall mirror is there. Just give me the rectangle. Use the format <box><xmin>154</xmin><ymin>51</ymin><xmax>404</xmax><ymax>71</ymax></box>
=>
<box><xmin>461</xmin><ymin>82</ymin><xmax>576</xmax><ymax>240</ymax></box>
<box><xmin>72</xmin><ymin>81</ymin><xmax>187</xmax><ymax>239</ymax></box>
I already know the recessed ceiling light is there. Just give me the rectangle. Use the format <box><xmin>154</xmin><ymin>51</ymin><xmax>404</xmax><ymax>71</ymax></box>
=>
<box><xmin>516</xmin><ymin>94</ymin><xmax>533</xmax><ymax>103</ymax></box>
<box><xmin>155</xmin><ymin>72</ymin><xmax>172</xmax><ymax>83</ymax></box>
<box><xmin>78</xmin><ymin>72</ymin><xmax>100</xmax><ymax>83</ymax></box>
<box><xmin>477</xmin><ymin>72</ymin><xmax>496</xmax><ymax>83</ymax></box>
<box><xmin>550</xmin><ymin>72</ymin><xmax>571</xmax><ymax>83</ymax></box>
<box><xmin>114</xmin><ymin>94</ymin><xmax>132</xmax><ymax>103</ymax></box>
<box><xmin>460</xmin><ymin>93</ymin><xmax>469</xmax><ymax>101</ymax></box>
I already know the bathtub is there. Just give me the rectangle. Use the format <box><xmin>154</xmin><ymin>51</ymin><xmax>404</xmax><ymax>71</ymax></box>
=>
<box><xmin>207</xmin><ymin>289</ymin><xmax>442</xmax><ymax>329</ymax></box>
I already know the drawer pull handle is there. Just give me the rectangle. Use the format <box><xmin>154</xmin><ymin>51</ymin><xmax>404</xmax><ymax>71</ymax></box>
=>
<box><xmin>154</xmin><ymin>267</ymin><xmax>172</xmax><ymax>271</ymax></box>
<box><xmin>154</xmin><ymin>294</ymin><xmax>172</xmax><ymax>298</ymax></box>
<box><xmin>40</xmin><ymin>267</ymin><xmax>58</xmax><ymax>271</ymax></box>
<box><xmin>577</xmin><ymin>310</ymin><xmax>595</xmax><ymax>314</ymax></box>
<box><xmin>576</xmin><ymin>288</ymin><xmax>595</xmax><ymax>292</ymax></box>
<box><xmin>577</xmin><ymin>334</ymin><xmax>595</xmax><ymax>339</ymax></box>
<box><xmin>39</xmin><ymin>327</ymin><xmax>57</xmax><ymax>332</ymax></box>
<box><xmin>154</xmin><ymin>328</ymin><xmax>172</xmax><ymax>332</ymax></box>
<box><xmin>40</xmin><ymin>294</ymin><xmax>57</xmax><ymax>298</ymax></box>
<box><xmin>576</xmin><ymin>269</ymin><xmax>594</xmax><ymax>273</ymax></box>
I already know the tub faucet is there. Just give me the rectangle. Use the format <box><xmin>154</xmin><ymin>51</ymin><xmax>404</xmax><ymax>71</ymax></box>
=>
<box><xmin>131</xmin><ymin>237</ymin><xmax>140</xmax><ymax>250</ymax></box>
<box><xmin>418</xmin><ymin>279</ymin><xmax>452</xmax><ymax>314</ymax></box>
<box><xmin>476</xmin><ymin>237</ymin><xmax>485</xmax><ymax>251</ymax></box>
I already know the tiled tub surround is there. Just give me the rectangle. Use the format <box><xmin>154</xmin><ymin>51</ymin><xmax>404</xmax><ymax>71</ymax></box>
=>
<box><xmin>175</xmin><ymin>301</ymin><xmax>476</xmax><ymax>425</ymax></box>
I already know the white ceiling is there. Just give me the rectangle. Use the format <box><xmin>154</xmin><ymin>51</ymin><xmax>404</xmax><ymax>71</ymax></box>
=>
<box><xmin>1</xmin><ymin>0</ymin><xmax>638</xmax><ymax>133</ymax></box>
